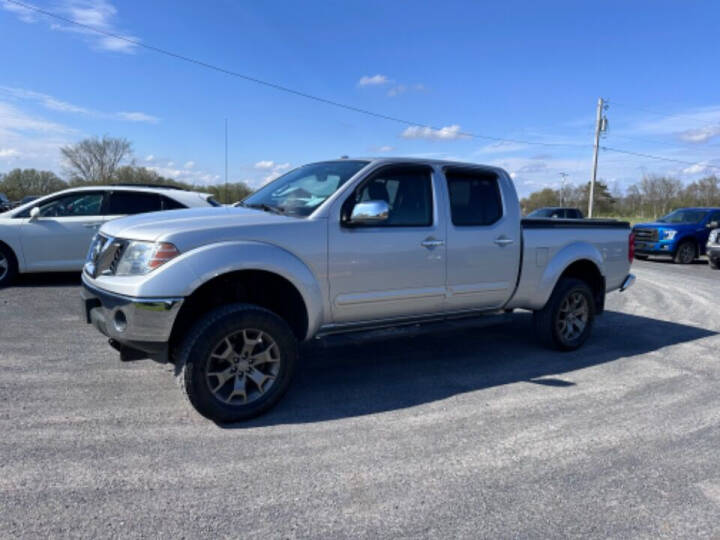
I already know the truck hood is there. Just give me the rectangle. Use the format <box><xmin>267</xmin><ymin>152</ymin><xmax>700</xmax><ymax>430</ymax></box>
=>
<box><xmin>634</xmin><ymin>221</ymin><xmax>695</xmax><ymax>230</ymax></box>
<box><xmin>100</xmin><ymin>206</ymin><xmax>300</xmax><ymax>243</ymax></box>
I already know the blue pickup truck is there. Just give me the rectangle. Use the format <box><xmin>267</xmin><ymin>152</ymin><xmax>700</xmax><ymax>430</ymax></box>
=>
<box><xmin>633</xmin><ymin>207</ymin><xmax>720</xmax><ymax>264</ymax></box>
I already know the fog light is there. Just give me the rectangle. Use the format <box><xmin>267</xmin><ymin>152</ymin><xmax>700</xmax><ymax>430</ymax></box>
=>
<box><xmin>113</xmin><ymin>310</ymin><xmax>127</xmax><ymax>332</ymax></box>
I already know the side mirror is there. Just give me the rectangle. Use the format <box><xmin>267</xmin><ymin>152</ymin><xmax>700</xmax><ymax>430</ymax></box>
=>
<box><xmin>706</xmin><ymin>221</ymin><xmax>719</xmax><ymax>229</ymax></box>
<box><xmin>348</xmin><ymin>200</ymin><xmax>389</xmax><ymax>226</ymax></box>
<box><xmin>29</xmin><ymin>206</ymin><xmax>40</xmax><ymax>221</ymax></box>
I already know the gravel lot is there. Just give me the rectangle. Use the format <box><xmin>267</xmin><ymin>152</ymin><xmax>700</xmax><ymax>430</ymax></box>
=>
<box><xmin>1</xmin><ymin>260</ymin><xmax>719</xmax><ymax>538</ymax></box>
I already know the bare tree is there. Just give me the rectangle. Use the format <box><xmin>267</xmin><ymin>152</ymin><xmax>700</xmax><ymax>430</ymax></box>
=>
<box><xmin>61</xmin><ymin>136</ymin><xmax>132</xmax><ymax>184</ymax></box>
<box><xmin>0</xmin><ymin>169</ymin><xmax>67</xmax><ymax>200</ymax></box>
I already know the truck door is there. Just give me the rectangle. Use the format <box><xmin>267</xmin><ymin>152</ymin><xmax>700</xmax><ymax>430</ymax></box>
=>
<box><xmin>442</xmin><ymin>167</ymin><xmax>522</xmax><ymax>311</ymax></box>
<box><xmin>328</xmin><ymin>164</ymin><xmax>446</xmax><ymax>323</ymax></box>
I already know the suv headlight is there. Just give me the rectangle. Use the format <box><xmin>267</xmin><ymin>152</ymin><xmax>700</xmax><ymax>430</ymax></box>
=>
<box><xmin>661</xmin><ymin>230</ymin><xmax>677</xmax><ymax>240</ymax></box>
<box><xmin>115</xmin><ymin>241</ymin><xmax>180</xmax><ymax>276</ymax></box>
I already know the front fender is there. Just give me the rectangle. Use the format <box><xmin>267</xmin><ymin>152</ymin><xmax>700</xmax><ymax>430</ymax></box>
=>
<box><xmin>535</xmin><ymin>242</ymin><xmax>605</xmax><ymax>308</ymax></box>
<box><xmin>92</xmin><ymin>241</ymin><xmax>325</xmax><ymax>340</ymax></box>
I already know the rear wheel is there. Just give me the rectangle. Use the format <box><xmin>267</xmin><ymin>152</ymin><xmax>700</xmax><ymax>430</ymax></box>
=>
<box><xmin>534</xmin><ymin>277</ymin><xmax>595</xmax><ymax>351</ymax></box>
<box><xmin>176</xmin><ymin>303</ymin><xmax>297</xmax><ymax>423</ymax></box>
<box><xmin>0</xmin><ymin>244</ymin><xmax>18</xmax><ymax>287</ymax></box>
<box><xmin>673</xmin><ymin>241</ymin><xmax>696</xmax><ymax>264</ymax></box>
<box><xmin>634</xmin><ymin>254</ymin><xmax>649</xmax><ymax>261</ymax></box>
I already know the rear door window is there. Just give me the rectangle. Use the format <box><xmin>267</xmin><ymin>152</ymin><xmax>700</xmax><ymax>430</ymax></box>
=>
<box><xmin>107</xmin><ymin>192</ymin><xmax>162</xmax><ymax>215</ymax></box>
<box><xmin>445</xmin><ymin>170</ymin><xmax>503</xmax><ymax>226</ymax></box>
<box><xmin>160</xmin><ymin>196</ymin><xmax>187</xmax><ymax>210</ymax></box>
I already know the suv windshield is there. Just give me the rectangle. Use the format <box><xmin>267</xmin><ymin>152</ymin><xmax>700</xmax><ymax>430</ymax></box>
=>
<box><xmin>657</xmin><ymin>209</ymin><xmax>708</xmax><ymax>224</ymax></box>
<box><xmin>241</xmin><ymin>160</ymin><xmax>369</xmax><ymax>217</ymax></box>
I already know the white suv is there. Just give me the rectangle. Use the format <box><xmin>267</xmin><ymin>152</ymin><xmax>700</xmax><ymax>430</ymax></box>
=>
<box><xmin>0</xmin><ymin>185</ymin><xmax>219</xmax><ymax>286</ymax></box>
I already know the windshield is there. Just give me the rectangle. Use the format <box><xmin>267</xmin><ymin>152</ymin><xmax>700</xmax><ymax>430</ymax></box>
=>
<box><xmin>657</xmin><ymin>209</ymin><xmax>708</xmax><ymax>224</ymax></box>
<box><xmin>242</xmin><ymin>160</ymin><xmax>369</xmax><ymax>217</ymax></box>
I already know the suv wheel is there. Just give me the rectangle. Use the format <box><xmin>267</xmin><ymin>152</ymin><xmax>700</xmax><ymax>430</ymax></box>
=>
<box><xmin>0</xmin><ymin>244</ymin><xmax>18</xmax><ymax>287</ymax></box>
<box><xmin>673</xmin><ymin>240</ymin><xmax>696</xmax><ymax>264</ymax></box>
<box><xmin>534</xmin><ymin>277</ymin><xmax>596</xmax><ymax>351</ymax></box>
<box><xmin>710</xmin><ymin>258</ymin><xmax>720</xmax><ymax>270</ymax></box>
<box><xmin>176</xmin><ymin>303</ymin><xmax>297</xmax><ymax>423</ymax></box>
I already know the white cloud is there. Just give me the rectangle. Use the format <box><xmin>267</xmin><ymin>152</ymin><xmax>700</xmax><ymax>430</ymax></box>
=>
<box><xmin>0</xmin><ymin>86</ymin><xmax>159</xmax><ymax>124</ymax></box>
<box><xmin>2</xmin><ymin>0</ymin><xmax>139</xmax><ymax>53</ymax></box>
<box><xmin>377</xmin><ymin>145</ymin><xmax>394</xmax><ymax>152</ymax></box>
<box><xmin>184</xmin><ymin>160</ymin><xmax>195</xmax><ymax>169</ymax></box>
<box><xmin>254</xmin><ymin>160</ymin><xmax>275</xmax><ymax>169</ymax></box>
<box><xmin>401</xmin><ymin>124</ymin><xmax>469</xmax><ymax>141</ymax></box>
<box><xmin>166</xmin><ymin>161</ymin><xmax>174</xmax><ymax>167</ymax></box>
<box><xmin>682</xmin><ymin>161</ymin><xmax>715</xmax><ymax>175</ymax></box>
<box><xmin>358</xmin><ymin>74</ymin><xmax>389</xmax><ymax>87</ymax></box>
<box><xmin>476</xmin><ymin>141</ymin><xmax>529</xmax><ymax>154</ymax></box>
<box><xmin>679</xmin><ymin>124</ymin><xmax>720</xmax><ymax>144</ymax></box>
<box><xmin>0</xmin><ymin>148</ymin><xmax>19</xmax><ymax>158</ymax></box>
<box><xmin>116</xmin><ymin>111</ymin><xmax>159</xmax><ymax>124</ymax></box>
<box><xmin>387</xmin><ymin>84</ymin><xmax>406</xmax><ymax>97</ymax></box>
<box><xmin>144</xmin><ymin>154</ymin><xmax>154</xmax><ymax>162</ymax></box>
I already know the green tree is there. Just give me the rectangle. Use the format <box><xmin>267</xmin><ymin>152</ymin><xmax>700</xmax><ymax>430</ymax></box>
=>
<box><xmin>0</xmin><ymin>169</ymin><xmax>67</xmax><ymax>200</ymax></box>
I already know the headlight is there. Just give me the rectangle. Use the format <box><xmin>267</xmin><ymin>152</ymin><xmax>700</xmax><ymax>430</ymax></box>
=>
<box><xmin>114</xmin><ymin>241</ymin><xmax>180</xmax><ymax>276</ymax></box>
<box><xmin>661</xmin><ymin>230</ymin><xmax>677</xmax><ymax>240</ymax></box>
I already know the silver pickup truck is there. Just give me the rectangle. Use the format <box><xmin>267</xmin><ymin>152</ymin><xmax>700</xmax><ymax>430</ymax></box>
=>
<box><xmin>81</xmin><ymin>158</ymin><xmax>635</xmax><ymax>422</ymax></box>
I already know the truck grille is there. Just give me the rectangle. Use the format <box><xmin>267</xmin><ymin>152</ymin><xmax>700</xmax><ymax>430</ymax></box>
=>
<box><xmin>633</xmin><ymin>228</ymin><xmax>658</xmax><ymax>242</ymax></box>
<box><xmin>87</xmin><ymin>234</ymin><xmax>126</xmax><ymax>277</ymax></box>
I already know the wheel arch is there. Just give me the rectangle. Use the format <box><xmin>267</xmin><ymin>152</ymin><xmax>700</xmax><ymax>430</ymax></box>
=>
<box><xmin>0</xmin><ymin>239</ymin><xmax>19</xmax><ymax>271</ymax></box>
<box><xmin>169</xmin><ymin>268</ymin><xmax>312</xmax><ymax>356</ymax></box>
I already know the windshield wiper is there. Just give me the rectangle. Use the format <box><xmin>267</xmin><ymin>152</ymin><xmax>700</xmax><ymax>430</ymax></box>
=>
<box><xmin>240</xmin><ymin>202</ymin><xmax>285</xmax><ymax>215</ymax></box>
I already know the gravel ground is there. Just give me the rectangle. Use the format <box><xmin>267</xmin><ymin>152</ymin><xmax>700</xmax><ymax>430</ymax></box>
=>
<box><xmin>1</xmin><ymin>260</ymin><xmax>719</xmax><ymax>538</ymax></box>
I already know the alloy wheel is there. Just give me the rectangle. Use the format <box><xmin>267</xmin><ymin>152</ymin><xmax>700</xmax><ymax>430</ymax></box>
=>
<box><xmin>678</xmin><ymin>243</ymin><xmax>695</xmax><ymax>264</ymax></box>
<box><xmin>0</xmin><ymin>253</ymin><xmax>8</xmax><ymax>281</ymax></box>
<box><xmin>205</xmin><ymin>329</ymin><xmax>281</xmax><ymax>405</ymax></box>
<box><xmin>556</xmin><ymin>291</ymin><xmax>589</xmax><ymax>342</ymax></box>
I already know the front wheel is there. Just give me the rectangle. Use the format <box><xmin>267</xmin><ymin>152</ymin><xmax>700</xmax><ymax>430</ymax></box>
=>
<box><xmin>0</xmin><ymin>244</ymin><xmax>18</xmax><ymax>288</ymax></box>
<box><xmin>176</xmin><ymin>303</ymin><xmax>298</xmax><ymax>423</ymax></box>
<box><xmin>673</xmin><ymin>241</ymin><xmax>696</xmax><ymax>264</ymax></box>
<box><xmin>534</xmin><ymin>277</ymin><xmax>596</xmax><ymax>351</ymax></box>
<box><xmin>710</xmin><ymin>258</ymin><xmax>720</xmax><ymax>270</ymax></box>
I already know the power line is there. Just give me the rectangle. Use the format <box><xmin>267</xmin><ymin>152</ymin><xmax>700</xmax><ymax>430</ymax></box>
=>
<box><xmin>601</xmin><ymin>146</ymin><xmax>720</xmax><ymax>172</ymax></box>
<box><xmin>3</xmin><ymin>0</ymin><xmax>589</xmax><ymax>150</ymax></box>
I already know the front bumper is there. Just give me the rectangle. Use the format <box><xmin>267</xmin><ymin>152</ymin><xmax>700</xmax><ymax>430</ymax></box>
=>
<box><xmin>707</xmin><ymin>245</ymin><xmax>720</xmax><ymax>260</ymax></box>
<box><xmin>633</xmin><ymin>240</ymin><xmax>675</xmax><ymax>255</ymax></box>
<box><xmin>81</xmin><ymin>275</ymin><xmax>184</xmax><ymax>360</ymax></box>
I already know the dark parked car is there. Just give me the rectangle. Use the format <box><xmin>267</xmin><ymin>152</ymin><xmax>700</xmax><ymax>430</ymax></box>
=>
<box><xmin>0</xmin><ymin>193</ymin><xmax>11</xmax><ymax>212</ymax></box>
<box><xmin>527</xmin><ymin>207</ymin><xmax>584</xmax><ymax>219</ymax></box>
<box><xmin>13</xmin><ymin>195</ymin><xmax>39</xmax><ymax>208</ymax></box>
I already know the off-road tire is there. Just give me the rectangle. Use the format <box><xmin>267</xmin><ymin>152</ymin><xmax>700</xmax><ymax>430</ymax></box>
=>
<box><xmin>176</xmin><ymin>303</ymin><xmax>297</xmax><ymax>423</ymax></box>
<box><xmin>673</xmin><ymin>240</ymin><xmax>696</xmax><ymax>264</ymax></box>
<box><xmin>0</xmin><ymin>243</ymin><xmax>18</xmax><ymax>288</ymax></box>
<box><xmin>533</xmin><ymin>277</ymin><xmax>596</xmax><ymax>351</ymax></box>
<box><xmin>710</xmin><ymin>257</ymin><xmax>720</xmax><ymax>270</ymax></box>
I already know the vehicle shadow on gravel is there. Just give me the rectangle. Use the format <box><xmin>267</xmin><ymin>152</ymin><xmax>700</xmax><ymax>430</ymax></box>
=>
<box><xmin>10</xmin><ymin>272</ymin><xmax>81</xmax><ymax>288</ymax></box>
<box><xmin>225</xmin><ymin>310</ymin><xmax>716</xmax><ymax>428</ymax></box>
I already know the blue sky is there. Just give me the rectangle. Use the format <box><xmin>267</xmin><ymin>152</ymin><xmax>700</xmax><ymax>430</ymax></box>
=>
<box><xmin>1</xmin><ymin>0</ymin><xmax>719</xmax><ymax>195</ymax></box>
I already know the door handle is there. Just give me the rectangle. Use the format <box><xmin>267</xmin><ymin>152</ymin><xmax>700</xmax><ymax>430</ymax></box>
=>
<box><xmin>494</xmin><ymin>236</ymin><xmax>514</xmax><ymax>246</ymax></box>
<box><xmin>421</xmin><ymin>238</ymin><xmax>445</xmax><ymax>248</ymax></box>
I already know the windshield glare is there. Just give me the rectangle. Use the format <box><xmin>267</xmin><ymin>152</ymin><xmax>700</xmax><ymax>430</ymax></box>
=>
<box><xmin>242</xmin><ymin>160</ymin><xmax>369</xmax><ymax>217</ymax></box>
<box><xmin>658</xmin><ymin>209</ymin><xmax>707</xmax><ymax>224</ymax></box>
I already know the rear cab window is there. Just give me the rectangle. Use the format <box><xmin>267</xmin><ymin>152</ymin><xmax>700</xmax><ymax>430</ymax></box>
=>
<box><xmin>445</xmin><ymin>169</ymin><xmax>503</xmax><ymax>226</ymax></box>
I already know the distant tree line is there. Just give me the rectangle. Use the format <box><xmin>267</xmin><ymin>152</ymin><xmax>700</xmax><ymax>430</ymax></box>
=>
<box><xmin>521</xmin><ymin>175</ymin><xmax>720</xmax><ymax>219</ymax></box>
<box><xmin>0</xmin><ymin>135</ymin><xmax>253</xmax><ymax>204</ymax></box>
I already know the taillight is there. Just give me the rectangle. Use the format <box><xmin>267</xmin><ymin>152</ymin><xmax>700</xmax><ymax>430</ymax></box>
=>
<box><xmin>628</xmin><ymin>231</ymin><xmax>635</xmax><ymax>263</ymax></box>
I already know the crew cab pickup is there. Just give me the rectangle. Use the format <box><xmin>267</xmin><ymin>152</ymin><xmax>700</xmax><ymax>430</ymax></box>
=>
<box><xmin>633</xmin><ymin>207</ymin><xmax>720</xmax><ymax>264</ymax></box>
<box><xmin>81</xmin><ymin>158</ymin><xmax>635</xmax><ymax>422</ymax></box>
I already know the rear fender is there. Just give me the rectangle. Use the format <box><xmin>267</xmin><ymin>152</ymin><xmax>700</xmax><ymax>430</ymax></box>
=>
<box><xmin>536</xmin><ymin>242</ymin><xmax>604</xmax><ymax>309</ymax></box>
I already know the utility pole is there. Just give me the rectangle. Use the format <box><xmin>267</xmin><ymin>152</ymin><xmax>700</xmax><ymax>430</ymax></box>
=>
<box><xmin>588</xmin><ymin>97</ymin><xmax>607</xmax><ymax>218</ymax></box>
<box><xmin>559</xmin><ymin>172</ymin><xmax>569</xmax><ymax>206</ymax></box>
<box><xmin>224</xmin><ymin>118</ymin><xmax>228</xmax><ymax>203</ymax></box>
